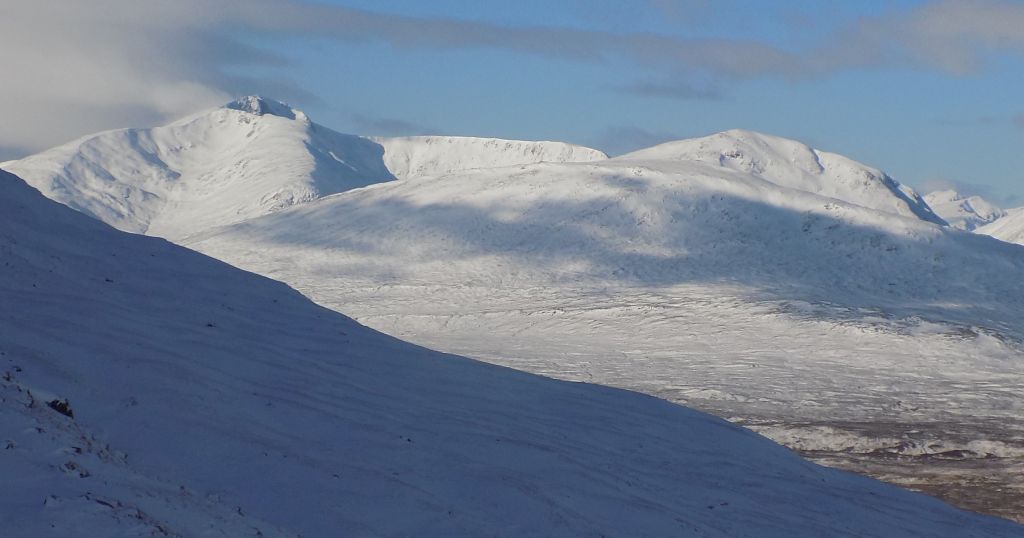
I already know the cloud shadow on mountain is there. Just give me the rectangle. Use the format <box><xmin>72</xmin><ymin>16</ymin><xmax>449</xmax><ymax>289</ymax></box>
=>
<box><xmin>201</xmin><ymin>174</ymin><xmax>1024</xmax><ymax>340</ymax></box>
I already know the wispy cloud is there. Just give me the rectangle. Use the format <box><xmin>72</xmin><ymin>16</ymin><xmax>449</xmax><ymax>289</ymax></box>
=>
<box><xmin>933</xmin><ymin>112</ymin><xmax>1024</xmax><ymax>130</ymax></box>
<box><xmin>646</xmin><ymin>0</ymin><xmax>712</xmax><ymax>21</ymax></box>
<box><xmin>259</xmin><ymin>3</ymin><xmax>804</xmax><ymax>77</ymax></box>
<box><xmin>616</xmin><ymin>81</ymin><xmax>725</xmax><ymax>101</ymax></box>
<box><xmin>280</xmin><ymin>1</ymin><xmax>1024</xmax><ymax>78</ymax></box>
<box><xmin>822</xmin><ymin>0</ymin><xmax>1024</xmax><ymax>74</ymax></box>
<box><xmin>1013</xmin><ymin>113</ymin><xmax>1024</xmax><ymax>129</ymax></box>
<box><xmin>933</xmin><ymin>116</ymin><xmax>998</xmax><ymax>127</ymax></box>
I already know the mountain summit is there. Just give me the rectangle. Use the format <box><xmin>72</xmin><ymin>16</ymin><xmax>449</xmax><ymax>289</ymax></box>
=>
<box><xmin>924</xmin><ymin>189</ymin><xmax>1006</xmax><ymax>231</ymax></box>
<box><xmin>2</xmin><ymin>97</ymin><xmax>390</xmax><ymax>239</ymax></box>
<box><xmin>619</xmin><ymin>129</ymin><xmax>943</xmax><ymax>224</ymax></box>
<box><xmin>225</xmin><ymin>95</ymin><xmax>300</xmax><ymax>119</ymax></box>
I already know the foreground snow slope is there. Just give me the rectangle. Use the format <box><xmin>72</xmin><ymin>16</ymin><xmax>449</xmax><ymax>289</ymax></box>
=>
<box><xmin>7</xmin><ymin>171</ymin><xmax>1021</xmax><ymax>536</ymax></box>
<box><xmin>978</xmin><ymin>207</ymin><xmax>1024</xmax><ymax>246</ymax></box>
<box><xmin>924</xmin><ymin>190</ymin><xmax>1006</xmax><ymax>231</ymax></box>
<box><xmin>189</xmin><ymin>156</ymin><xmax>1024</xmax><ymax>520</ymax></box>
<box><xmin>2</xmin><ymin>96</ymin><xmax>605</xmax><ymax>241</ymax></box>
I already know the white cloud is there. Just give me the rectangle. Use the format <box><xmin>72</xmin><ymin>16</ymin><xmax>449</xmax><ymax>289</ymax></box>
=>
<box><xmin>0</xmin><ymin>1</ymin><xmax>231</xmax><ymax>150</ymax></box>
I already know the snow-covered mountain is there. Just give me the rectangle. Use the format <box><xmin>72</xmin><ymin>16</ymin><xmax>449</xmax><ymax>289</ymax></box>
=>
<box><xmin>2</xmin><ymin>96</ymin><xmax>606</xmax><ymax>240</ymax></box>
<box><xmin>2</xmin><ymin>103</ymin><xmax>943</xmax><ymax>242</ymax></box>
<box><xmin>8</xmin><ymin>103</ymin><xmax>1024</xmax><ymax>521</ymax></box>
<box><xmin>919</xmin><ymin>189</ymin><xmax>1024</xmax><ymax>246</ymax></box>
<box><xmin>187</xmin><ymin>148</ymin><xmax>1024</xmax><ymax>521</ymax></box>
<box><xmin>978</xmin><ymin>207</ymin><xmax>1024</xmax><ymax>245</ymax></box>
<box><xmin>923</xmin><ymin>189</ymin><xmax>1006</xmax><ymax>231</ymax></box>
<box><xmin>8</xmin><ymin>169</ymin><xmax>1020</xmax><ymax>536</ymax></box>
<box><xmin>620</xmin><ymin>130</ymin><xmax>944</xmax><ymax>224</ymax></box>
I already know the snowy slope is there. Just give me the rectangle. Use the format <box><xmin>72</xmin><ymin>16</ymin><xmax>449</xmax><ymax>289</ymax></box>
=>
<box><xmin>6</xmin><ymin>170</ymin><xmax>1020</xmax><ymax>536</ymax></box>
<box><xmin>2</xmin><ymin>97</ymin><xmax>392</xmax><ymax>240</ymax></box>
<box><xmin>978</xmin><ymin>207</ymin><xmax>1024</xmax><ymax>245</ymax></box>
<box><xmin>2</xmin><ymin>97</ymin><xmax>606</xmax><ymax>241</ymax></box>
<box><xmin>191</xmin><ymin>157</ymin><xmax>1023</xmax><ymax>333</ymax></box>
<box><xmin>372</xmin><ymin>135</ymin><xmax>606</xmax><ymax>180</ymax></box>
<box><xmin>620</xmin><ymin>130</ymin><xmax>943</xmax><ymax>223</ymax></box>
<box><xmin>924</xmin><ymin>190</ymin><xmax>1006</xmax><ymax>231</ymax></box>
<box><xmin>188</xmin><ymin>157</ymin><xmax>1024</xmax><ymax>521</ymax></box>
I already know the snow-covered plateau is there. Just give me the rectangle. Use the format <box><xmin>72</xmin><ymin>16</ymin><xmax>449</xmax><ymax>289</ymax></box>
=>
<box><xmin>5</xmin><ymin>97</ymin><xmax>1024</xmax><ymax>525</ymax></box>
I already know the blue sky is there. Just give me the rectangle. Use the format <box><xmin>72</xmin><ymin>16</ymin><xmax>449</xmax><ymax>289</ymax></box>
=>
<box><xmin>3</xmin><ymin>0</ymin><xmax>1023</xmax><ymax>203</ymax></box>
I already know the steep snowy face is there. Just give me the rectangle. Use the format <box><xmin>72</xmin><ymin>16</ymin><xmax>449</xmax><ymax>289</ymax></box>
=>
<box><xmin>3</xmin><ymin>97</ymin><xmax>606</xmax><ymax>241</ymax></box>
<box><xmin>924</xmin><ymin>189</ymin><xmax>1006</xmax><ymax>231</ymax></box>
<box><xmin>978</xmin><ymin>207</ymin><xmax>1024</xmax><ymax>245</ymax></box>
<box><xmin>374</xmin><ymin>135</ymin><xmax>607</xmax><ymax>180</ymax></box>
<box><xmin>619</xmin><ymin>130</ymin><xmax>943</xmax><ymax>224</ymax></box>
<box><xmin>6</xmin><ymin>169</ymin><xmax>1019</xmax><ymax>536</ymax></box>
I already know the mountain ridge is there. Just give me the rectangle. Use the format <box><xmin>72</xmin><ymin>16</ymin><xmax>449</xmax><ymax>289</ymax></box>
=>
<box><xmin>4</xmin><ymin>98</ymin><xmax>954</xmax><ymax>243</ymax></box>
<box><xmin>1</xmin><ymin>96</ymin><xmax>607</xmax><ymax>240</ymax></box>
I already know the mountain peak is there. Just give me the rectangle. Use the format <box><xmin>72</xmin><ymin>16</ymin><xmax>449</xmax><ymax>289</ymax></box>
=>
<box><xmin>924</xmin><ymin>189</ymin><xmax>1005</xmax><ymax>231</ymax></box>
<box><xmin>225</xmin><ymin>95</ymin><xmax>299</xmax><ymax>120</ymax></box>
<box><xmin>615</xmin><ymin>129</ymin><xmax>943</xmax><ymax>223</ymax></box>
